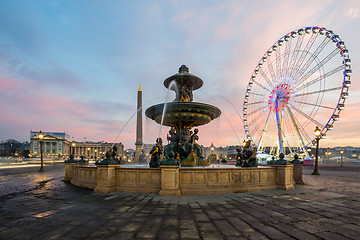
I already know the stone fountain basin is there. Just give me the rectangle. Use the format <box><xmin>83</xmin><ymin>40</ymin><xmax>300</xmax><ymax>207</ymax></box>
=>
<box><xmin>66</xmin><ymin>163</ymin><xmax>301</xmax><ymax>195</ymax></box>
<box><xmin>145</xmin><ymin>102</ymin><xmax>221</xmax><ymax>127</ymax></box>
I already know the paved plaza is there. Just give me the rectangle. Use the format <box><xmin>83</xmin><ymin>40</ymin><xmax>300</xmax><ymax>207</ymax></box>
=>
<box><xmin>0</xmin><ymin>164</ymin><xmax>359</xmax><ymax>240</ymax></box>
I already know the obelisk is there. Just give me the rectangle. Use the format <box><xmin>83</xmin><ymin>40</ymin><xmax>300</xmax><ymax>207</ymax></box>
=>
<box><xmin>134</xmin><ymin>84</ymin><xmax>143</xmax><ymax>162</ymax></box>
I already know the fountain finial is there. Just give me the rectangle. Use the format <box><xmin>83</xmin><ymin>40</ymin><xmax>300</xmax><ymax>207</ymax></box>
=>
<box><xmin>179</xmin><ymin>65</ymin><xmax>189</xmax><ymax>73</ymax></box>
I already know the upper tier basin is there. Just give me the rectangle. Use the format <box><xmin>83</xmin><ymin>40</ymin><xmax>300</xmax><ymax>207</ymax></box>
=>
<box><xmin>145</xmin><ymin>102</ymin><xmax>221</xmax><ymax>128</ymax></box>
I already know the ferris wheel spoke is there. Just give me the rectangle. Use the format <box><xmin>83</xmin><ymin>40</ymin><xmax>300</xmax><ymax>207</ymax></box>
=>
<box><xmin>288</xmin><ymin>102</ymin><xmax>325</xmax><ymax>128</ymax></box>
<box><xmin>275</xmin><ymin>45</ymin><xmax>282</xmax><ymax>84</ymax></box>
<box><xmin>289</xmin><ymin>99</ymin><xmax>333</xmax><ymax>110</ymax></box>
<box><xmin>247</xmin><ymin>100</ymin><xmax>268</xmax><ymax>105</ymax></box>
<box><xmin>292</xmin><ymin>86</ymin><xmax>342</xmax><ymax>97</ymax></box>
<box><xmin>291</xmin><ymin>33</ymin><xmax>318</xmax><ymax>81</ymax></box>
<box><xmin>253</xmin><ymin>80</ymin><xmax>273</xmax><ymax>93</ymax></box>
<box><xmin>282</xmin><ymin>39</ymin><xmax>292</xmax><ymax>83</ymax></box>
<box><xmin>259</xmin><ymin>69</ymin><xmax>275</xmax><ymax>89</ymax></box>
<box><xmin>284</xmin><ymin>104</ymin><xmax>308</xmax><ymax>151</ymax></box>
<box><xmin>286</xmin><ymin>34</ymin><xmax>305</xmax><ymax>85</ymax></box>
<box><xmin>247</xmin><ymin>108</ymin><xmax>269</xmax><ymax>127</ymax></box>
<box><xmin>292</xmin><ymin>48</ymin><xmax>340</xmax><ymax>90</ymax></box>
<box><xmin>290</xmin><ymin>37</ymin><xmax>331</xmax><ymax>87</ymax></box>
<box><xmin>289</xmin><ymin>111</ymin><xmax>313</xmax><ymax>149</ymax></box>
<box><xmin>246</xmin><ymin>104</ymin><xmax>268</xmax><ymax>116</ymax></box>
<box><xmin>249</xmin><ymin>92</ymin><xmax>267</xmax><ymax>97</ymax></box>
<box><xmin>293</xmin><ymin>65</ymin><xmax>343</xmax><ymax>93</ymax></box>
<box><xmin>280</xmin><ymin>126</ymin><xmax>295</xmax><ymax>154</ymax></box>
<box><xmin>257</xmin><ymin>108</ymin><xmax>271</xmax><ymax>149</ymax></box>
<box><xmin>290</xmin><ymin>34</ymin><xmax>305</xmax><ymax>67</ymax></box>
<box><xmin>284</xmin><ymin>104</ymin><xmax>313</xmax><ymax>144</ymax></box>
<box><xmin>266</xmin><ymin>58</ymin><xmax>277</xmax><ymax>83</ymax></box>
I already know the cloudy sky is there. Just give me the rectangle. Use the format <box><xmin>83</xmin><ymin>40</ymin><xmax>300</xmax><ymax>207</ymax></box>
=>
<box><xmin>0</xmin><ymin>0</ymin><xmax>359</xmax><ymax>149</ymax></box>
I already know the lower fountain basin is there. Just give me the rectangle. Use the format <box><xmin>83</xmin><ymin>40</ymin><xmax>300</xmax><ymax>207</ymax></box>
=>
<box><xmin>145</xmin><ymin>102</ymin><xmax>221</xmax><ymax>127</ymax></box>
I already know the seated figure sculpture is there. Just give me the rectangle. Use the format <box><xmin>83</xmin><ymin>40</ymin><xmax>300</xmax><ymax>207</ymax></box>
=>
<box><xmin>149</xmin><ymin>138</ymin><xmax>163</xmax><ymax>168</ymax></box>
<box><xmin>236</xmin><ymin>140</ymin><xmax>258</xmax><ymax>167</ymax></box>
<box><xmin>165</xmin><ymin>127</ymin><xmax>179</xmax><ymax>156</ymax></box>
<box><xmin>189</xmin><ymin>128</ymin><xmax>203</xmax><ymax>158</ymax></box>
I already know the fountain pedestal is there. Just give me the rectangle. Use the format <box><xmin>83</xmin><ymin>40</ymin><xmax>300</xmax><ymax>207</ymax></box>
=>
<box><xmin>63</xmin><ymin>162</ymin><xmax>77</xmax><ymax>182</ymax></box>
<box><xmin>94</xmin><ymin>165</ymin><xmax>119</xmax><ymax>193</ymax></box>
<box><xmin>158</xmin><ymin>165</ymin><xmax>181</xmax><ymax>196</ymax></box>
<box><xmin>272</xmin><ymin>165</ymin><xmax>295</xmax><ymax>190</ymax></box>
<box><xmin>293</xmin><ymin>164</ymin><xmax>305</xmax><ymax>184</ymax></box>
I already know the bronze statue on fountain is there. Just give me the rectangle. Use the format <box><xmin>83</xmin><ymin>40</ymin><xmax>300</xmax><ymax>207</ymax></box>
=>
<box><xmin>235</xmin><ymin>140</ymin><xmax>258</xmax><ymax>167</ymax></box>
<box><xmin>149</xmin><ymin>138</ymin><xmax>163</xmax><ymax>168</ymax></box>
<box><xmin>145</xmin><ymin>65</ymin><xmax>221</xmax><ymax>167</ymax></box>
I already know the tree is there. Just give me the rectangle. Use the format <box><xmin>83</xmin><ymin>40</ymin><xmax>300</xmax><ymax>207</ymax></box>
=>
<box><xmin>2</xmin><ymin>139</ymin><xmax>22</xmax><ymax>156</ymax></box>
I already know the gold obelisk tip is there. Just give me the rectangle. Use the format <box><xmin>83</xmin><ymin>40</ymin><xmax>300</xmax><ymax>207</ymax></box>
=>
<box><xmin>138</xmin><ymin>84</ymin><xmax>142</xmax><ymax>92</ymax></box>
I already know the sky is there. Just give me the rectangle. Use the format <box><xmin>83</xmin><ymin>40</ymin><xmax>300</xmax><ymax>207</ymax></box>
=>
<box><xmin>0</xmin><ymin>0</ymin><xmax>359</xmax><ymax>149</ymax></box>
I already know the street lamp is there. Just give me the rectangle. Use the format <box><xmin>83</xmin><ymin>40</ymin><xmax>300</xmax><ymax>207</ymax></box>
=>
<box><xmin>311</xmin><ymin>126</ymin><xmax>321</xmax><ymax>175</ymax></box>
<box><xmin>38</xmin><ymin>131</ymin><xmax>45</xmax><ymax>172</ymax></box>
<box><xmin>71</xmin><ymin>141</ymin><xmax>76</xmax><ymax>156</ymax></box>
<box><xmin>340</xmin><ymin>150</ymin><xmax>344</xmax><ymax>167</ymax></box>
<box><xmin>87</xmin><ymin>147</ymin><xmax>91</xmax><ymax>160</ymax></box>
<box><xmin>325</xmin><ymin>146</ymin><xmax>331</xmax><ymax>163</ymax></box>
<box><xmin>95</xmin><ymin>149</ymin><xmax>97</xmax><ymax>160</ymax></box>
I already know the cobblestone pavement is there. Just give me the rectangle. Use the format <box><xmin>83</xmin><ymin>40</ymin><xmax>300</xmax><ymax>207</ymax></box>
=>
<box><xmin>0</xmin><ymin>165</ymin><xmax>359</xmax><ymax>240</ymax></box>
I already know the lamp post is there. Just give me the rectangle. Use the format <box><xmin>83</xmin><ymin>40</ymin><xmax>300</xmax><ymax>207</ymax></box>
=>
<box><xmin>325</xmin><ymin>146</ymin><xmax>331</xmax><ymax>163</ymax></box>
<box><xmin>95</xmin><ymin>149</ymin><xmax>97</xmax><ymax>160</ymax></box>
<box><xmin>38</xmin><ymin>131</ymin><xmax>45</xmax><ymax>172</ymax></box>
<box><xmin>340</xmin><ymin>150</ymin><xmax>344</xmax><ymax>167</ymax></box>
<box><xmin>87</xmin><ymin>147</ymin><xmax>91</xmax><ymax>160</ymax></box>
<box><xmin>311</xmin><ymin>126</ymin><xmax>321</xmax><ymax>175</ymax></box>
<box><xmin>71</xmin><ymin>141</ymin><xmax>76</xmax><ymax>156</ymax></box>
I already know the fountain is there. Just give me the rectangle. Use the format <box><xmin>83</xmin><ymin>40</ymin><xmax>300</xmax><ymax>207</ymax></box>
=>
<box><xmin>65</xmin><ymin>65</ymin><xmax>303</xmax><ymax>195</ymax></box>
<box><xmin>145</xmin><ymin>65</ymin><xmax>221</xmax><ymax>167</ymax></box>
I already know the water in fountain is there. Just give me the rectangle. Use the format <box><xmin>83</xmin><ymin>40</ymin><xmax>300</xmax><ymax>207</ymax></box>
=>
<box><xmin>111</xmin><ymin>96</ymin><xmax>165</xmax><ymax>148</ymax></box>
<box><xmin>212</xmin><ymin>95</ymin><xmax>244</xmax><ymax>122</ymax></box>
<box><xmin>220</xmin><ymin>111</ymin><xmax>242</xmax><ymax>146</ymax></box>
<box><xmin>158</xmin><ymin>80</ymin><xmax>178</xmax><ymax>138</ymax></box>
<box><xmin>210</xmin><ymin>95</ymin><xmax>246</xmax><ymax>145</ymax></box>
<box><xmin>111</xmin><ymin>107</ymin><xmax>142</xmax><ymax>148</ymax></box>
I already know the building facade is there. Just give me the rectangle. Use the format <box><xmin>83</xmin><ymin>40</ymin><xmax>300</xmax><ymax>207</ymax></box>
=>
<box><xmin>203</xmin><ymin>143</ymin><xmax>227</xmax><ymax>159</ymax></box>
<box><xmin>30</xmin><ymin>131</ymin><xmax>124</xmax><ymax>159</ymax></box>
<box><xmin>30</xmin><ymin>131</ymin><xmax>70</xmax><ymax>157</ymax></box>
<box><xmin>72</xmin><ymin>141</ymin><xmax>124</xmax><ymax>160</ymax></box>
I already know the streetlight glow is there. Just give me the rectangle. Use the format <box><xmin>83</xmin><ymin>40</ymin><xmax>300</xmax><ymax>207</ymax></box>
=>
<box><xmin>38</xmin><ymin>131</ymin><xmax>44</xmax><ymax>140</ymax></box>
<box><xmin>71</xmin><ymin>141</ymin><xmax>76</xmax><ymax>156</ymax></box>
<box><xmin>314</xmin><ymin>126</ymin><xmax>321</xmax><ymax>138</ymax></box>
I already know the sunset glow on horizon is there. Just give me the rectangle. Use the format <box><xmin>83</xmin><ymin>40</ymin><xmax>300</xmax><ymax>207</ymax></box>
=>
<box><xmin>0</xmin><ymin>0</ymin><xmax>359</xmax><ymax>149</ymax></box>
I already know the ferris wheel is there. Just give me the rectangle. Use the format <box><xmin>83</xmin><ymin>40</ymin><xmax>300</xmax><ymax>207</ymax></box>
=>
<box><xmin>243</xmin><ymin>26</ymin><xmax>351</xmax><ymax>157</ymax></box>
